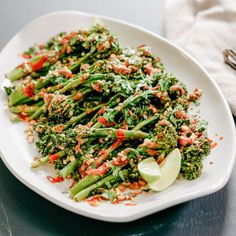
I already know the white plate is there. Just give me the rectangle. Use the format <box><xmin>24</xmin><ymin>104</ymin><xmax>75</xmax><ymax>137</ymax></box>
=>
<box><xmin>0</xmin><ymin>11</ymin><xmax>235</xmax><ymax>222</ymax></box>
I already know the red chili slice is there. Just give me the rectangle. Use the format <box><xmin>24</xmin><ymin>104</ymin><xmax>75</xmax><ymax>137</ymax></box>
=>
<box><xmin>18</xmin><ymin>114</ymin><xmax>29</xmax><ymax>122</ymax></box>
<box><xmin>124</xmin><ymin>203</ymin><xmax>136</xmax><ymax>206</ymax></box>
<box><xmin>86</xmin><ymin>110</ymin><xmax>93</xmax><ymax>115</ymax></box>
<box><xmin>178</xmin><ymin>136</ymin><xmax>193</xmax><ymax>147</ymax></box>
<box><xmin>97</xmin><ymin>117</ymin><xmax>116</xmax><ymax>127</ymax></box>
<box><xmin>116</xmin><ymin>129</ymin><xmax>125</xmax><ymax>140</ymax></box>
<box><xmin>211</xmin><ymin>142</ymin><xmax>218</xmax><ymax>149</ymax></box>
<box><xmin>86</xmin><ymin>196</ymin><xmax>100</xmax><ymax>207</ymax></box>
<box><xmin>61</xmin><ymin>32</ymin><xmax>77</xmax><ymax>44</ymax></box>
<box><xmin>31</xmin><ymin>55</ymin><xmax>49</xmax><ymax>71</ymax></box>
<box><xmin>47</xmin><ymin>176</ymin><xmax>64</xmax><ymax>183</ymax></box>
<box><xmin>87</xmin><ymin>163</ymin><xmax>110</xmax><ymax>176</ymax></box>
<box><xmin>110</xmin><ymin>139</ymin><xmax>123</xmax><ymax>150</ymax></box>
<box><xmin>22</xmin><ymin>53</ymin><xmax>32</xmax><ymax>59</ymax></box>
<box><xmin>79</xmin><ymin>162</ymin><xmax>88</xmax><ymax>178</ymax></box>
<box><xmin>111</xmin><ymin>156</ymin><xmax>130</xmax><ymax>166</ymax></box>
<box><xmin>49</xmin><ymin>154</ymin><xmax>59</xmax><ymax>163</ymax></box>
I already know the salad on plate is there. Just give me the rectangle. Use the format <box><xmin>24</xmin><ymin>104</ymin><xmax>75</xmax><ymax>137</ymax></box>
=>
<box><xmin>4</xmin><ymin>24</ymin><xmax>213</xmax><ymax>206</ymax></box>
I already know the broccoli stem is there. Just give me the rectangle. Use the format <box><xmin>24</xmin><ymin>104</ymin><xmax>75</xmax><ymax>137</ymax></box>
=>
<box><xmin>70</xmin><ymin>175</ymin><xmax>101</xmax><ymax>197</ymax></box>
<box><xmin>133</xmin><ymin>115</ymin><xmax>159</xmax><ymax>130</ymax></box>
<box><xmin>66</xmin><ymin>104</ymin><xmax>103</xmax><ymax>128</ymax></box>
<box><xmin>29</xmin><ymin>104</ymin><xmax>47</xmax><ymax>120</ymax></box>
<box><xmin>31</xmin><ymin>150</ymin><xmax>65</xmax><ymax>168</ymax></box>
<box><xmin>58</xmin><ymin>73</ymin><xmax>105</xmax><ymax>94</ymax></box>
<box><xmin>10</xmin><ymin>101</ymin><xmax>44</xmax><ymax>114</ymax></box>
<box><xmin>6</xmin><ymin>67</ymin><xmax>25</xmax><ymax>82</ymax></box>
<box><xmin>84</xmin><ymin>128</ymin><xmax>150</xmax><ymax>139</ymax></box>
<box><xmin>58</xmin><ymin>159</ymin><xmax>80</xmax><ymax>178</ymax></box>
<box><xmin>70</xmin><ymin>47</ymin><xmax>96</xmax><ymax>72</ymax></box>
<box><xmin>9</xmin><ymin>88</ymin><xmax>33</xmax><ymax>107</ymax></box>
<box><xmin>73</xmin><ymin>169</ymin><xmax>129</xmax><ymax>201</ymax></box>
<box><xmin>6</xmin><ymin>54</ymin><xmax>52</xmax><ymax>82</ymax></box>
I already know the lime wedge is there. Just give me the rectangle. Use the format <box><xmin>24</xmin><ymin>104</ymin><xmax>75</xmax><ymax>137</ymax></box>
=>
<box><xmin>148</xmin><ymin>148</ymin><xmax>182</xmax><ymax>191</ymax></box>
<box><xmin>138</xmin><ymin>157</ymin><xmax>161</xmax><ymax>183</ymax></box>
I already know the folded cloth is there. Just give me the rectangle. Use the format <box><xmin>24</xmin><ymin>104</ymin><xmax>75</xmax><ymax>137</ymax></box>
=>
<box><xmin>165</xmin><ymin>0</ymin><xmax>236</xmax><ymax>116</ymax></box>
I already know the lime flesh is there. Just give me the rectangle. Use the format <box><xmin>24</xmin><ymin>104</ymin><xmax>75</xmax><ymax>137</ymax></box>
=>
<box><xmin>138</xmin><ymin>157</ymin><xmax>161</xmax><ymax>183</ymax></box>
<box><xmin>148</xmin><ymin>148</ymin><xmax>182</xmax><ymax>191</ymax></box>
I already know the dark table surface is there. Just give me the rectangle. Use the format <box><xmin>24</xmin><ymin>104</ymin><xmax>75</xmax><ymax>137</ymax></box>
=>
<box><xmin>0</xmin><ymin>1</ymin><xmax>236</xmax><ymax>235</ymax></box>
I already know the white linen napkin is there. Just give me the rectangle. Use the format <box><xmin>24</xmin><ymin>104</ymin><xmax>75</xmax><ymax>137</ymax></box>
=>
<box><xmin>165</xmin><ymin>0</ymin><xmax>236</xmax><ymax>116</ymax></box>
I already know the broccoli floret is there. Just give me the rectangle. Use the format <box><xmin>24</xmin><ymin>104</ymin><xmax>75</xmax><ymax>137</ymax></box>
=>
<box><xmin>54</xmin><ymin>159</ymin><xmax>66</xmax><ymax>170</ymax></box>
<box><xmin>154</xmin><ymin>123</ymin><xmax>178</xmax><ymax>150</ymax></box>
<box><xmin>35</xmin><ymin>128</ymin><xmax>78</xmax><ymax>156</ymax></box>
<box><xmin>180</xmin><ymin>139</ymin><xmax>211</xmax><ymax>180</ymax></box>
<box><xmin>181</xmin><ymin>155</ymin><xmax>203</xmax><ymax>180</ymax></box>
<box><xmin>4</xmin><ymin>86</ymin><xmax>15</xmax><ymax>96</ymax></box>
